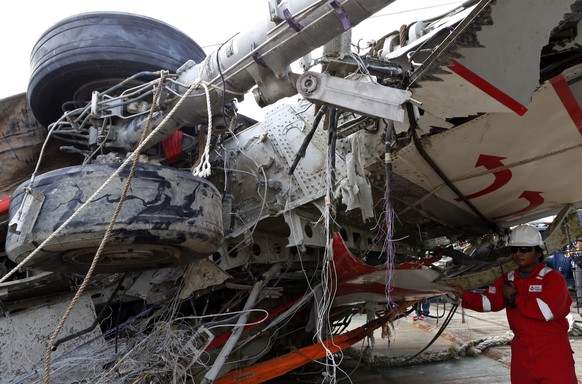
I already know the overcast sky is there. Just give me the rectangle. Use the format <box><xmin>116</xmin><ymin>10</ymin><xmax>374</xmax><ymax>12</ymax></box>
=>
<box><xmin>0</xmin><ymin>0</ymin><xmax>462</xmax><ymax>118</ymax></box>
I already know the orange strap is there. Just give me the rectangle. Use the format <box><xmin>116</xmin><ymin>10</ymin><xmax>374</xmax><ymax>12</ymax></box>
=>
<box><xmin>215</xmin><ymin>301</ymin><xmax>412</xmax><ymax>384</ymax></box>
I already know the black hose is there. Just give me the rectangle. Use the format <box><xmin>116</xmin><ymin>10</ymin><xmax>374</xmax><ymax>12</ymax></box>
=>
<box><xmin>289</xmin><ymin>105</ymin><xmax>328</xmax><ymax>175</ymax></box>
<box><xmin>406</xmin><ymin>103</ymin><xmax>501</xmax><ymax>235</ymax></box>
<box><xmin>52</xmin><ymin>273</ymin><xmax>127</xmax><ymax>351</ymax></box>
<box><xmin>404</xmin><ymin>303</ymin><xmax>458</xmax><ymax>362</ymax></box>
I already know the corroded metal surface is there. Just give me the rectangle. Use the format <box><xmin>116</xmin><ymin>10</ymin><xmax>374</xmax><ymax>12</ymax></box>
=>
<box><xmin>0</xmin><ymin>93</ymin><xmax>78</xmax><ymax>198</ymax></box>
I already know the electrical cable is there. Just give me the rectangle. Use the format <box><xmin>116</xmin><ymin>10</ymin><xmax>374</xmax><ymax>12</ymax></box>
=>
<box><xmin>383</xmin><ymin>120</ymin><xmax>396</xmax><ymax>304</ymax></box>
<box><xmin>404</xmin><ymin>303</ymin><xmax>458</xmax><ymax>362</ymax></box>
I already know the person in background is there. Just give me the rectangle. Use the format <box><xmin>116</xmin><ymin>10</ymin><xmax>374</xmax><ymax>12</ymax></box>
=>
<box><xmin>574</xmin><ymin>240</ymin><xmax>582</xmax><ymax>306</ymax></box>
<box><xmin>454</xmin><ymin>224</ymin><xmax>577</xmax><ymax>383</ymax></box>
<box><xmin>412</xmin><ymin>300</ymin><xmax>430</xmax><ymax>320</ymax></box>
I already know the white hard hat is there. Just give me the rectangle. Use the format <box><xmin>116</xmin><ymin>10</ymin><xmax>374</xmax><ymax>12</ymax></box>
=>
<box><xmin>508</xmin><ymin>224</ymin><xmax>544</xmax><ymax>247</ymax></box>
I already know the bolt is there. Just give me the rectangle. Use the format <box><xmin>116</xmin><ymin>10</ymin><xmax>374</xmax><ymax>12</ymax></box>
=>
<box><xmin>301</xmin><ymin>75</ymin><xmax>318</xmax><ymax>93</ymax></box>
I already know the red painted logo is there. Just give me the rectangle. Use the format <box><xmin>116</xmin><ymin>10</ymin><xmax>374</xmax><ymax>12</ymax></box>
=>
<box><xmin>455</xmin><ymin>154</ymin><xmax>512</xmax><ymax>201</ymax></box>
<box><xmin>515</xmin><ymin>190</ymin><xmax>545</xmax><ymax>212</ymax></box>
<box><xmin>494</xmin><ymin>190</ymin><xmax>544</xmax><ymax>219</ymax></box>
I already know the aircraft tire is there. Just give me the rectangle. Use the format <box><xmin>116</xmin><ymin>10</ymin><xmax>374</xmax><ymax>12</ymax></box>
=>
<box><xmin>27</xmin><ymin>12</ymin><xmax>205</xmax><ymax>128</ymax></box>
<box><xmin>5</xmin><ymin>163</ymin><xmax>223</xmax><ymax>274</ymax></box>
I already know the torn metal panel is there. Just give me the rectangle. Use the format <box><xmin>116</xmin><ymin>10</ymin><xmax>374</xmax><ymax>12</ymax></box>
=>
<box><xmin>436</xmin><ymin>257</ymin><xmax>517</xmax><ymax>291</ymax></box>
<box><xmin>393</xmin><ymin>65</ymin><xmax>582</xmax><ymax>229</ymax></box>
<box><xmin>0</xmin><ymin>294</ymin><xmax>104</xmax><ymax>383</ymax></box>
<box><xmin>543</xmin><ymin>205</ymin><xmax>582</xmax><ymax>254</ymax></box>
<box><xmin>0</xmin><ymin>271</ymin><xmax>70</xmax><ymax>302</ymax></box>
<box><xmin>0</xmin><ymin>93</ymin><xmax>79</xmax><ymax>198</ymax></box>
<box><xmin>124</xmin><ymin>267</ymin><xmax>185</xmax><ymax>304</ymax></box>
<box><xmin>179</xmin><ymin>259</ymin><xmax>231</xmax><ymax>300</ymax></box>
<box><xmin>336</xmin><ymin>132</ymin><xmax>376</xmax><ymax>221</ymax></box>
<box><xmin>409</xmin><ymin>0</ymin><xmax>579</xmax><ymax>119</ymax></box>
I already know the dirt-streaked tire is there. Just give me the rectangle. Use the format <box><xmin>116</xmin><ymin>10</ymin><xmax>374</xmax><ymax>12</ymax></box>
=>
<box><xmin>27</xmin><ymin>12</ymin><xmax>206</xmax><ymax>128</ymax></box>
<box><xmin>5</xmin><ymin>164</ymin><xmax>223</xmax><ymax>274</ymax></box>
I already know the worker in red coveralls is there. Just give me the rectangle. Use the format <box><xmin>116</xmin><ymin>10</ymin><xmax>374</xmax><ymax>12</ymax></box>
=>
<box><xmin>454</xmin><ymin>224</ymin><xmax>577</xmax><ymax>383</ymax></box>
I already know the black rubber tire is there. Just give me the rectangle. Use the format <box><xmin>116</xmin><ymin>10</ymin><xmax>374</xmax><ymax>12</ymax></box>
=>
<box><xmin>27</xmin><ymin>12</ymin><xmax>206</xmax><ymax>128</ymax></box>
<box><xmin>5</xmin><ymin>164</ymin><xmax>223</xmax><ymax>274</ymax></box>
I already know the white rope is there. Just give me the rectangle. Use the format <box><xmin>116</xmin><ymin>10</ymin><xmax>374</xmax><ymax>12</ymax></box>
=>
<box><xmin>191</xmin><ymin>82</ymin><xmax>213</xmax><ymax>178</ymax></box>
<box><xmin>569</xmin><ymin>321</ymin><xmax>582</xmax><ymax>336</ymax></box>
<box><xmin>344</xmin><ymin>335</ymin><xmax>512</xmax><ymax>368</ymax></box>
<box><xmin>44</xmin><ymin>74</ymin><xmax>174</xmax><ymax>383</ymax></box>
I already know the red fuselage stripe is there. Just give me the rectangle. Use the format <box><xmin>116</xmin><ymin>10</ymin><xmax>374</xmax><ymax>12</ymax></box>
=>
<box><xmin>448</xmin><ymin>59</ymin><xmax>528</xmax><ymax>116</ymax></box>
<box><xmin>550</xmin><ymin>74</ymin><xmax>582</xmax><ymax>135</ymax></box>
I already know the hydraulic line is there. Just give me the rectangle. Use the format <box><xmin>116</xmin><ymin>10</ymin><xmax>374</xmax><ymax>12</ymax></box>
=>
<box><xmin>406</xmin><ymin>103</ymin><xmax>501</xmax><ymax>235</ymax></box>
<box><xmin>52</xmin><ymin>273</ymin><xmax>128</xmax><ymax>351</ymax></box>
<box><xmin>289</xmin><ymin>105</ymin><xmax>328</xmax><ymax>175</ymax></box>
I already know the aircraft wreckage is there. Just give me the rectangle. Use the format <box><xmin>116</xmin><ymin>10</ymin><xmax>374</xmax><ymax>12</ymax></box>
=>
<box><xmin>1</xmin><ymin>0</ymin><xmax>582</xmax><ymax>382</ymax></box>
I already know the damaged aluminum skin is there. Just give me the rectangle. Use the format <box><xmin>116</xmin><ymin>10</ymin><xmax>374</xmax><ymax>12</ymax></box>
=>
<box><xmin>2</xmin><ymin>0</ymin><xmax>582</xmax><ymax>382</ymax></box>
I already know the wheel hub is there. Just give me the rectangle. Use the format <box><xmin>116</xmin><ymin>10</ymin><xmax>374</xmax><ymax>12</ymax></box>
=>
<box><xmin>62</xmin><ymin>244</ymin><xmax>182</xmax><ymax>270</ymax></box>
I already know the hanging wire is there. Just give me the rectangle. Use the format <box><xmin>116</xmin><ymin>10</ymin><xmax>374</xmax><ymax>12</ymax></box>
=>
<box><xmin>314</xmin><ymin>107</ymin><xmax>343</xmax><ymax>383</ymax></box>
<box><xmin>383</xmin><ymin>122</ymin><xmax>396</xmax><ymax>305</ymax></box>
